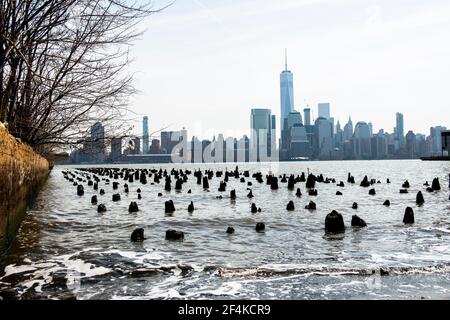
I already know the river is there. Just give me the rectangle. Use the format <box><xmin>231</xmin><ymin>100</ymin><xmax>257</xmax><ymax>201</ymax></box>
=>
<box><xmin>1</xmin><ymin>160</ymin><xmax>449</xmax><ymax>300</ymax></box>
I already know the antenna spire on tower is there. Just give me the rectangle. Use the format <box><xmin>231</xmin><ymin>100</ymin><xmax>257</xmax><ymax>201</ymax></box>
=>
<box><xmin>285</xmin><ymin>48</ymin><xmax>288</xmax><ymax>71</ymax></box>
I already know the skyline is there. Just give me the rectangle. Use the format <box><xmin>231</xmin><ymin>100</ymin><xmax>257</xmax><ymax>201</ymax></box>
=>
<box><xmin>127</xmin><ymin>0</ymin><xmax>450</xmax><ymax>139</ymax></box>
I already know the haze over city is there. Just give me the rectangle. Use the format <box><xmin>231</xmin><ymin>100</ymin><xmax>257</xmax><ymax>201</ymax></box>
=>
<box><xmin>128</xmin><ymin>0</ymin><xmax>450</xmax><ymax>139</ymax></box>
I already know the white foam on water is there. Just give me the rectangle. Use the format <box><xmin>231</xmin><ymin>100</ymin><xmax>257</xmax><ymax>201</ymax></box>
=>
<box><xmin>102</xmin><ymin>249</ymin><xmax>168</xmax><ymax>264</ymax></box>
<box><xmin>1</xmin><ymin>264</ymin><xmax>37</xmax><ymax>279</ymax></box>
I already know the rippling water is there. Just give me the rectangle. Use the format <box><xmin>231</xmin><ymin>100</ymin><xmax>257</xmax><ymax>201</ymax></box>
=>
<box><xmin>1</xmin><ymin>160</ymin><xmax>450</xmax><ymax>300</ymax></box>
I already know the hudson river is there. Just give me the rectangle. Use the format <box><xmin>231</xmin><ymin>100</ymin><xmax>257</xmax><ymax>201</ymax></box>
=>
<box><xmin>1</xmin><ymin>160</ymin><xmax>449</xmax><ymax>300</ymax></box>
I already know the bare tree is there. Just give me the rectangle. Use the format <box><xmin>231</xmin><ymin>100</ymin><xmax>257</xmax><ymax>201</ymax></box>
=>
<box><xmin>0</xmin><ymin>0</ymin><xmax>171</xmax><ymax>155</ymax></box>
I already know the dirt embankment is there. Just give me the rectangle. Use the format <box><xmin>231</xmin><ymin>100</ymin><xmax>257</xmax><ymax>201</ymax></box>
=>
<box><xmin>0</xmin><ymin>125</ymin><xmax>50</xmax><ymax>252</ymax></box>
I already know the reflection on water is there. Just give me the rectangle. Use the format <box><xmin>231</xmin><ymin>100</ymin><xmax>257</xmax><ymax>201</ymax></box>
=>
<box><xmin>0</xmin><ymin>160</ymin><xmax>450</xmax><ymax>300</ymax></box>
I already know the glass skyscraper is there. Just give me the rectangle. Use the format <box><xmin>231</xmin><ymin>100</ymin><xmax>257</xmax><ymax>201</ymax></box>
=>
<box><xmin>143</xmin><ymin>116</ymin><xmax>149</xmax><ymax>154</ymax></box>
<box><xmin>396</xmin><ymin>113</ymin><xmax>404</xmax><ymax>148</ymax></box>
<box><xmin>280</xmin><ymin>52</ymin><xmax>294</xmax><ymax>130</ymax></box>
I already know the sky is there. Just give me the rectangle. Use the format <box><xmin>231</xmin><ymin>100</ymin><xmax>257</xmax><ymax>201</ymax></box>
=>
<box><xmin>126</xmin><ymin>0</ymin><xmax>450</xmax><ymax>140</ymax></box>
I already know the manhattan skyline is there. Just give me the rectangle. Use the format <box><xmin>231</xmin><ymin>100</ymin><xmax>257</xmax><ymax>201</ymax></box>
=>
<box><xmin>127</xmin><ymin>0</ymin><xmax>450</xmax><ymax>139</ymax></box>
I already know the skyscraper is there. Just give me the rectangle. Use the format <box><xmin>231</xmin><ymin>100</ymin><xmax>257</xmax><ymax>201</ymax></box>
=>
<box><xmin>395</xmin><ymin>113</ymin><xmax>405</xmax><ymax>148</ymax></box>
<box><xmin>250</xmin><ymin>108</ymin><xmax>276</xmax><ymax>162</ymax></box>
<box><xmin>318</xmin><ymin>103</ymin><xmax>330</xmax><ymax>119</ymax></box>
<box><xmin>304</xmin><ymin>107</ymin><xmax>311</xmax><ymax>126</ymax></box>
<box><xmin>343</xmin><ymin>117</ymin><xmax>353</xmax><ymax>141</ymax></box>
<box><xmin>280</xmin><ymin>51</ymin><xmax>294</xmax><ymax>125</ymax></box>
<box><xmin>143</xmin><ymin>116</ymin><xmax>149</xmax><ymax>154</ymax></box>
<box><xmin>90</xmin><ymin>122</ymin><xmax>106</xmax><ymax>163</ymax></box>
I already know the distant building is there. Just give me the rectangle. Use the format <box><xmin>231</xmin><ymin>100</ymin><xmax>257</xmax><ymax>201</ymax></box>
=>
<box><xmin>89</xmin><ymin>122</ymin><xmax>106</xmax><ymax>163</ymax></box>
<box><xmin>143</xmin><ymin>116</ymin><xmax>149</xmax><ymax>154</ymax></box>
<box><xmin>161</xmin><ymin>131</ymin><xmax>180</xmax><ymax>155</ymax></box>
<box><xmin>441</xmin><ymin>131</ymin><xmax>450</xmax><ymax>155</ymax></box>
<box><xmin>250</xmin><ymin>108</ymin><xmax>276</xmax><ymax>162</ymax></box>
<box><xmin>280</xmin><ymin>51</ymin><xmax>294</xmax><ymax>156</ymax></box>
<box><xmin>395</xmin><ymin>113</ymin><xmax>405</xmax><ymax>148</ymax></box>
<box><xmin>343</xmin><ymin>117</ymin><xmax>353</xmax><ymax>141</ymax></box>
<box><xmin>353</xmin><ymin>122</ymin><xmax>372</xmax><ymax>159</ymax></box>
<box><xmin>405</xmin><ymin>130</ymin><xmax>417</xmax><ymax>159</ymax></box>
<box><xmin>111</xmin><ymin>137</ymin><xmax>122</xmax><ymax>162</ymax></box>
<box><xmin>430</xmin><ymin>126</ymin><xmax>447</xmax><ymax>155</ymax></box>
<box><xmin>303</xmin><ymin>107</ymin><xmax>311</xmax><ymax>126</ymax></box>
<box><xmin>318</xmin><ymin>103</ymin><xmax>330</xmax><ymax>120</ymax></box>
<box><xmin>149</xmin><ymin>139</ymin><xmax>162</xmax><ymax>154</ymax></box>
<box><xmin>314</xmin><ymin>117</ymin><xmax>333</xmax><ymax>160</ymax></box>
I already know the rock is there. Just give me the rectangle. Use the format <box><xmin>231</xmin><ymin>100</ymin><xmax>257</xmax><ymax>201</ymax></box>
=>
<box><xmin>423</xmin><ymin>181</ymin><xmax>429</xmax><ymax>186</ymax></box>
<box><xmin>97</xmin><ymin>204</ymin><xmax>107</xmax><ymax>213</ymax></box>
<box><xmin>137</xmin><ymin>188</ymin><xmax>141</xmax><ymax>193</ymax></box>
<box><xmin>247</xmin><ymin>182</ymin><xmax>253</xmax><ymax>187</ymax></box>
<box><xmin>131</xmin><ymin>228</ymin><xmax>145</xmax><ymax>242</ymax></box>
<box><xmin>187</xmin><ymin>189</ymin><xmax>192</xmax><ymax>194</ymax></box>
<box><xmin>91</xmin><ymin>195</ymin><xmax>98</xmax><ymax>205</ymax></box>
<box><xmin>93</xmin><ymin>183</ymin><xmax>98</xmax><ymax>190</ymax></box>
<box><xmin>308</xmin><ymin>189</ymin><xmax>318</xmax><ymax>196</ymax></box>
<box><xmin>296</xmin><ymin>188</ymin><xmax>302</xmax><ymax>197</ymax></box>
<box><xmin>77</xmin><ymin>185</ymin><xmax>84</xmax><ymax>196</ymax></box>
<box><xmin>247</xmin><ymin>190</ymin><xmax>254</xmax><ymax>198</ymax></box>
<box><xmin>113</xmin><ymin>182</ymin><xmax>119</xmax><ymax>190</ymax></box>
<box><xmin>402</xmin><ymin>180</ymin><xmax>410</xmax><ymax>188</ymax></box>
<box><xmin>351</xmin><ymin>215</ymin><xmax>367</xmax><ymax>227</ymax></box>
<box><xmin>305</xmin><ymin>201</ymin><xmax>316</xmax><ymax>210</ymax></box>
<box><xmin>112</xmin><ymin>194</ymin><xmax>121</xmax><ymax>202</ymax></box>
<box><xmin>336</xmin><ymin>191</ymin><xmax>343</xmax><ymax>196</ymax></box>
<box><xmin>352</xmin><ymin>202</ymin><xmax>358</xmax><ymax>210</ymax></box>
<box><xmin>325</xmin><ymin>210</ymin><xmax>345</xmax><ymax>233</ymax></box>
<box><xmin>188</xmin><ymin>201</ymin><xmax>194</xmax><ymax>213</ymax></box>
<box><xmin>165</xmin><ymin>200</ymin><xmax>175</xmax><ymax>213</ymax></box>
<box><xmin>138</xmin><ymin>194</ymin><xmax>142</xmax><ymax>200</ymax></box>
<box><xmin>399</xmin><ymin>189</ymin><xmax>408</xmax><ymax>194</ymax></box>
<box><xmin>226</xmin><ymin>227</ymin><xmax>235</xmax><ymax>234</ymax></box>
<box><xmin>129</xmin><ymin>202</ymin><xmax>139</xmax><ymax>213</ymax></box>
<box><xmin>216</xmin><ymin>195</ymin><xmax>223</xmax><ymax>199</ymax></box>
<box><xmin>165</xmin><ymin>230</ymin><xmax>184</xmax><ymax>241</ymax></box>
<box><xmin>230</xmin><ymin>189</ymin><xmax>236</xmax><ymax>200</ymax></box>
<box><xmin>251</xmin><ymin>203</ymin><xmax>258</xmax><ymax>213</ymax></box>
<box><xmin>337</xmin><ymin>181</ymin><xmax>345</xmax><ymax>187</ymax></box>
<box><xmin>255</xmin><ymin>223</ymin><xmax>265</xmax><ymax>232</ymax></box>
<box><xmin>158</xmin><ymin>192</ymin><xmax>163</xmax><ymax>197</ymax></box>
<box><xmin>416</xmin><ymin>191</ymin><xmax>425</xmax><ymax>205</ymax></box>
<box><xmin>426</xmin><ymin>187</ymin><xmax>434</xmax><ymax>193</ymax></box>
<box><xmin>99</xmin><ymin>189</ymin><xmax>105</xmax><ymax>195</ymax></box>
<box><xmin>403</xmin><ymin>207</ymin><xmax>414</xmax><ymax>224</ymax></box>
<box><xmin>286</xmin><ymin>201</ymin><xmax>295</xmax><ymax>211</ymax></box>
<box><xmin>383</xmin><ymin>200</ymin><xmax>391</xmax><ymax>206</ymax></box>
<box><xmin>432</xmin><ymin>178</ymin><xmax>441</xmax><ymax>191</ymax></box>
<box><xmin>369</xmin><ymin>189</ymin><xmax>376</xmax><ymax>195</ymax></box>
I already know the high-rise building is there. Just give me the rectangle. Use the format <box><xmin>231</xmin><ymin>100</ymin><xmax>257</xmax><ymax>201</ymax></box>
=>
<box><xmin>353</xmin><ymin>122</ymin><xmax>372</xmax><ymax>159</ymax></box>
<box><xmin>395</xmin><ymin>113</ymin><xmax>405</xmax><ymax>148</ymax></box>
<box><xmin>111</xmin><ymin>137</ymin><xmax>122</xmax><ymax>162</ymax></box>
<box><xmin>405</xmin><ymin>130</ymin><xmax>417</xmax><ymax>159</ymax></box>
<box><xmin>143</xmin><ymin>116</ymin><xmax>149</xmax><ymax>154</ymax></box>
<box><xmin>161</xmin><ymin>131</ymin><xmax>180</xmax><ymax>155</ymax></box>
<box><xmin>89</xmin><ymin>122</ymin><xmax>106</xmax><ymax>163</ymax></box>
<box><xmin>280</xmin><ymin>50</ymin><xmax>294</xmax><ymax>128</ymax></box>
<box><xmin>430</xmin><ymin>126</ymin><xmax>447</xmax><ymax>155</ymax></box>
<box><xmin>133</xmin><ymin>137</ymin><xmax>141</xmax><ymax>154</ymax></box>
<box><xmin>250</xmin><ymin>108</ymin><xmax>276</xmax><ymax>162</ymax></box>
<box><xmin>343</xmin><ymin>117</ymin><xmax>353</xmax><ymax>141</ymax></box>
<box><xmin>318</xmin><ymin>103</ymin><xmax>330</xmax><ymax>120</ymax></box>
<box><xmin>314</xmin><ymin>117</ymin><xmax>333</xmax><ymax>160</ymax></box>
<box><xmin>304</xmin><ymin>107</ymin><xmax>311</xmax><ymax>126</ymax></box>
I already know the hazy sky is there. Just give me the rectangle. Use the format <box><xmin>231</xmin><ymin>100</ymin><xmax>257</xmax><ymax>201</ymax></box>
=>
<box><xmin>127</xmin><ymin>0</ymin><xmax>450</xmax><ymax>140</ymax></box>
